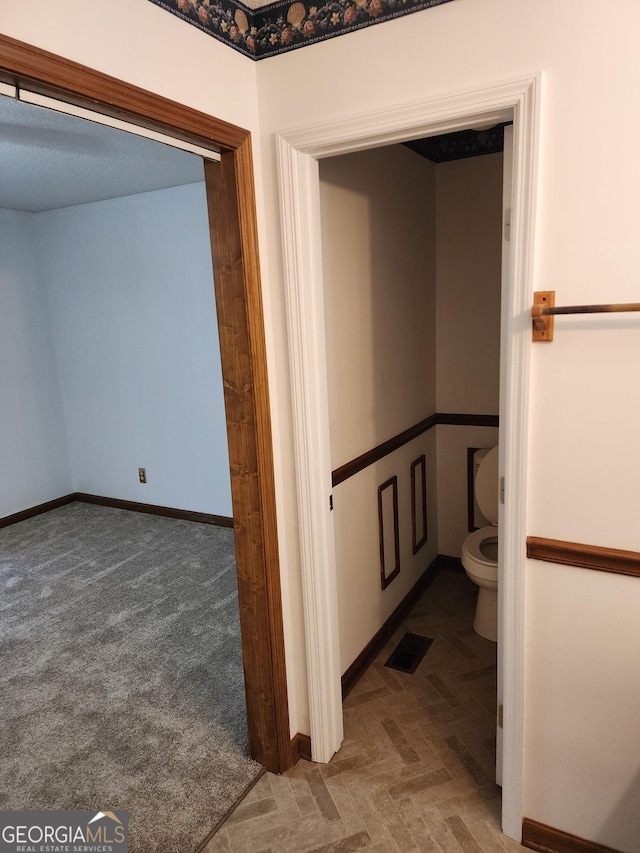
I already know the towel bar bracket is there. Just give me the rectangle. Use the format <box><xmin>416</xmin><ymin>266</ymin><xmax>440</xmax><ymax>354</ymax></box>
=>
<box><xmin>532</xmin><ymin>291</ymin><xmax>555</xmax><ymax>341</ymax></box>
<box><xmin>531</xmin><ymin>291</ymin><xmax>640</xmax><ymax>341</ymax></box>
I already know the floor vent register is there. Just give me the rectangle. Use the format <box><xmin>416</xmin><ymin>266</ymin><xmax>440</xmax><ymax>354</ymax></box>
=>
<box><xmin>384</xmin><ymin>632</ymin><xmax>433</xmax><ymax>674</ymax></box>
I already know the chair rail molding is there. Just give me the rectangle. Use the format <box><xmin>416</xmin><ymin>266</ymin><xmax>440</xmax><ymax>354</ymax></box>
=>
<box><xmin>276</xmin><ymin>73</ymin><xmax>541</xmax><ymax>839</ymax></box>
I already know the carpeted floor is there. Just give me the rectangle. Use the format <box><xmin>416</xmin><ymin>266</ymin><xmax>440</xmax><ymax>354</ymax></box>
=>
<box><xmin>0</xmin><ymin>502</ymin><xmax>262</xmax><ymax>853</ymax></box>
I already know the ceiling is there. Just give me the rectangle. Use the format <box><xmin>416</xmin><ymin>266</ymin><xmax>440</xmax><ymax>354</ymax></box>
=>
<box><xmin>0</xmin><ymin>94</ymin><xmax>205</xmax><ymax>213</ymax></box>
<box><xmin>0</xmin><ymin>91</ymin><xmax>506</xmax><ymax>214</ymax></box>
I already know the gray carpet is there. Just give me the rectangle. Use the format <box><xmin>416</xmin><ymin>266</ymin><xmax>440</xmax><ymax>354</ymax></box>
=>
<box><xmin>0</xmin><ymin>502</ymin><xmax>262</xmax><ymax>852</ymax></box>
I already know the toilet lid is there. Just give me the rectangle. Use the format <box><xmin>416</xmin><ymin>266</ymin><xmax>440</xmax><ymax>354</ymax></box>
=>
<box><xmin>476</xmin><ymin>445</ymin><xmax>499</xmax><ymax>524</ymax></box>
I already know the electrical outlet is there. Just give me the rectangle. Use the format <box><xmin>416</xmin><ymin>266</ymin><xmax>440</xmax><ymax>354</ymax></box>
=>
<box><xmin>138</xmin><ymin>468</ymin><xmax>147</xmax><ymax>484</ymax></box>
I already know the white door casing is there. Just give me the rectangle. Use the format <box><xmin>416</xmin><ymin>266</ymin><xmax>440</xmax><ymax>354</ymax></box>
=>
<box><xmin>276</xmin><ymin>75</ymin><xmax>541</xmax><ymax>842</ymax></box>
<box><xmin>496</xmin><ymin>122</ymin><xmax>515</xmax><ymax>789</ymax></box>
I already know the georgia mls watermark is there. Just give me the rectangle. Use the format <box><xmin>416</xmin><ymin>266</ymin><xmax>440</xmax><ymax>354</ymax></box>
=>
<box><xmin>0</xmin><ymin>811</ymin><xmax>128</xmax><ymax>853</ymax></box>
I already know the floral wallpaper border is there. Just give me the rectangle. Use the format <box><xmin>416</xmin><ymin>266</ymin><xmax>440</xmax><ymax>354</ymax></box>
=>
<box><xmin>149</xmin><ymin>0</ymin><xmax>455</xmax><ymax>60</ymax></box>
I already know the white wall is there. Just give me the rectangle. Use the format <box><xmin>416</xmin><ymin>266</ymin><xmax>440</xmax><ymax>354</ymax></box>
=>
<box><xmin>321</xmin><ymin>146</ymin><xmax>437</xmax><ymax>465</ymax></box>
<box><xmin>8</xmin><ymin>3</ymin><xmax>640</xmax><ymax>840</ymax></box>
<box><xmin>0</xmin><ymin>0</ymin><xmax>258</xmax><ymax>132</ymax></box>
<box><xmin>333</xmin><ymin>434</ymin><xmax>438</xmax><ymax>673</ymax></box>
<box><xmin>37</xmin><ymin>182</ymin><xmax>232</xmax><ymax>515</ymax></box>
<box><xmin>256</xmin><ymin>1</ymin><xmax>640</xmax><ymax>846</ymax></box>
<box><xmin>525</xmin><ymin>563</ymin><xmax>640</xmax><ymax>852</ymax></box>
<box><xmin>435</xmin><ymin>153</ymin><xmax>502</xmax><ymax>416</ymax></box>
<box><xmin>320</xmin><ymin>146</ymin><xmax>438</xmax><ymax>671</ymax></box>
<box><xmin>435</xmin><ymin>153</ymin><xmax>502</xmax><ymax>556</ymax></box>
<box><xmin>0</xmin><ymin>210</ymin><xmax>72</xmax><ymax>517</ymax></box>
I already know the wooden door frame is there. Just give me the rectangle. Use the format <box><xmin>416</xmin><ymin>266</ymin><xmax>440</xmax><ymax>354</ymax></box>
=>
<box><xmin>0</xmin><ymin>33</ymin><xmax>291</xmax><ymax>774</ymax></box>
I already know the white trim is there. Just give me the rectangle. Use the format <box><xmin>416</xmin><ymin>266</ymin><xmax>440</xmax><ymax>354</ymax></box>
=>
<box><xmin>498</xmin><ymin>79</ymin><xmax>541</xmax><ymax>840</ymax></box>
<box><xmin>496</xmin><ymin>122</ymin><xmax>514</xmax><ymax>790</ymax></box>
<box><xmin>277</xmin><ymin>140</ymin><xmax>344</xmax><ymax>762</ymax></box>
<box><xmin>0</xmin><ymin>82</ymin><xmax>17</xmax><ymax>98</ymax></box>
<box><xmin>276</xmin><ymin>75</ymin><xmax>541</xmax><ymax>838</ymax></box>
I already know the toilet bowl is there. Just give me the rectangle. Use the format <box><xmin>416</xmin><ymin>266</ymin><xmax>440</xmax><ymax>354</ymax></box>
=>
<box><xmin>461</xmin><ymin>446</ymin><xmax>499</xmax><ymax>642</ymax></box>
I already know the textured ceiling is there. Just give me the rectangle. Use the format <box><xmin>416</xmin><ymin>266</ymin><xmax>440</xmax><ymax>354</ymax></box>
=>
<box><xmin>0</xmin><ymin>92</ymin><xmax>507</xmax><ymax>215</ymax></box>
<box><xmin>0</xmin><ymin>95</ymin><xmax>205</xmax><ymax>212</ymax></box>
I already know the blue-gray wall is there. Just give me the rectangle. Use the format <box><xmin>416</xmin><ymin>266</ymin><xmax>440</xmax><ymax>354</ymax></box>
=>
<box><xmin>0</xmin><ymin>209</ymin><xmax>72</xmax><ymax>517</ymax></box>
<box><xmin>0</xmin><ymin>182</ymin><xmax>232</xmax><ymax>519</ymax></box>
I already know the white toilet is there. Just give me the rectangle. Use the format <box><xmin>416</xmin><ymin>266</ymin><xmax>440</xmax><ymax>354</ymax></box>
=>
<box><xmin>461</xmin><ymin>445</ymin><xmax>499</xmax><ymax>642</ymax></box>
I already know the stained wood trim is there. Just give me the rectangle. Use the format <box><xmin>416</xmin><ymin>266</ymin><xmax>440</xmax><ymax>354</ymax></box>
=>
<box><xmin>467</xmin><ymin>447</ymin><xmax>480</xmax><ymax>532</ymax></box>
<box><xmin>205</xmin><ymin>152</ymin><xmax>291</xmax><ymax>773</ymax></box>
<box><xmin>410</xmin><ymin>455</ymin><xmax>428</xmax><ymax>554</ymax></box>
<box><xmin>522</xmin><ymin>818</ymin><xmax>622</xmax><ymax>853</ymax></box>
<box><xmin>526</xmin><ymin>537</ymin><xmax>640</xmax><ymax>579</ymax></box>
<box><xmin>290</xmin><ymin>732</ymin><xmax>313</xmax><ymax>764</ymax></box>
<box><xmin>378</xmin><ymin>476</ymin><xmax>400</xmax><ymax>589</ymax></box>
<box><xmin>0</xmin><ymin>36</ymin><xmax>290</xmax><ymax>774</ymax></box>
<box><xmin>0</xmin><ymin>494</ymin><xmax>76</xmax><ymax>529</ymax></box>
<box><xmin>74</xmin><ymin>494</ymin><xmax>233</xmax><ymax>527</ymax></box>
<box><xmin>0</xmin><ymin>493</ymin><xmax>233</xmax><ymax>528</ymax></box>
<box><xmin>341</xmin><ymin>555</ymin><xmax>443</xmax><ymax>698</ymax></box>
<box><xmin>331</xmin><ymin>413</ymin><xmax>498</xmax><ymax>486</ymax></box>
<box><xmin>332</xmin><ymin>414</ymin><xmax>436</xmax><ymax>486</ymax></box>
<box><xmin>436</xmin><ymin>412</ymin><xmax>499</xmax><ymax>427</ymax></box>
<box><xmin>0</xmin><ymin>34</ymin><xmax>244</xmax><ymax>152</ymax></box>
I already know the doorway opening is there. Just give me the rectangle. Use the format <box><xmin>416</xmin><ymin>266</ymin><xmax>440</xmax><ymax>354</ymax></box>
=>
<box><xmin>0</xmin><ymin>81</ymin><xmax>261</xmax><ymax>843</ymax></box>
<box><xmin>317</xmin><ymin>126</ymin><xmax>507</xmax><ymax>821</ymax></box>
<box><xmin>277</xmin><ymin>76</ymin><xmax>540</xmax><ymax>841</ymax></box>
<box><xmin>0</xmin><ymin>33</ymin><xmax>291</xmax><ymax>778</ymax></box>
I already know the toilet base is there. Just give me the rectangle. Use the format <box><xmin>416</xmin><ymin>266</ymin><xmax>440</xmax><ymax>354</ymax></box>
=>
<box><xmin>473</xmin><ymin>586</ymin><xmax>497</xmax><ymax>642</ymax></box>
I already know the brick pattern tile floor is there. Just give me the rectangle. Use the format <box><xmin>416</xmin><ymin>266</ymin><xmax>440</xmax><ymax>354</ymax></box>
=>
<box><xmin>203</xmin><ymin>565</ymin><xmax>523</xmax><ymax>853</ymax></box>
